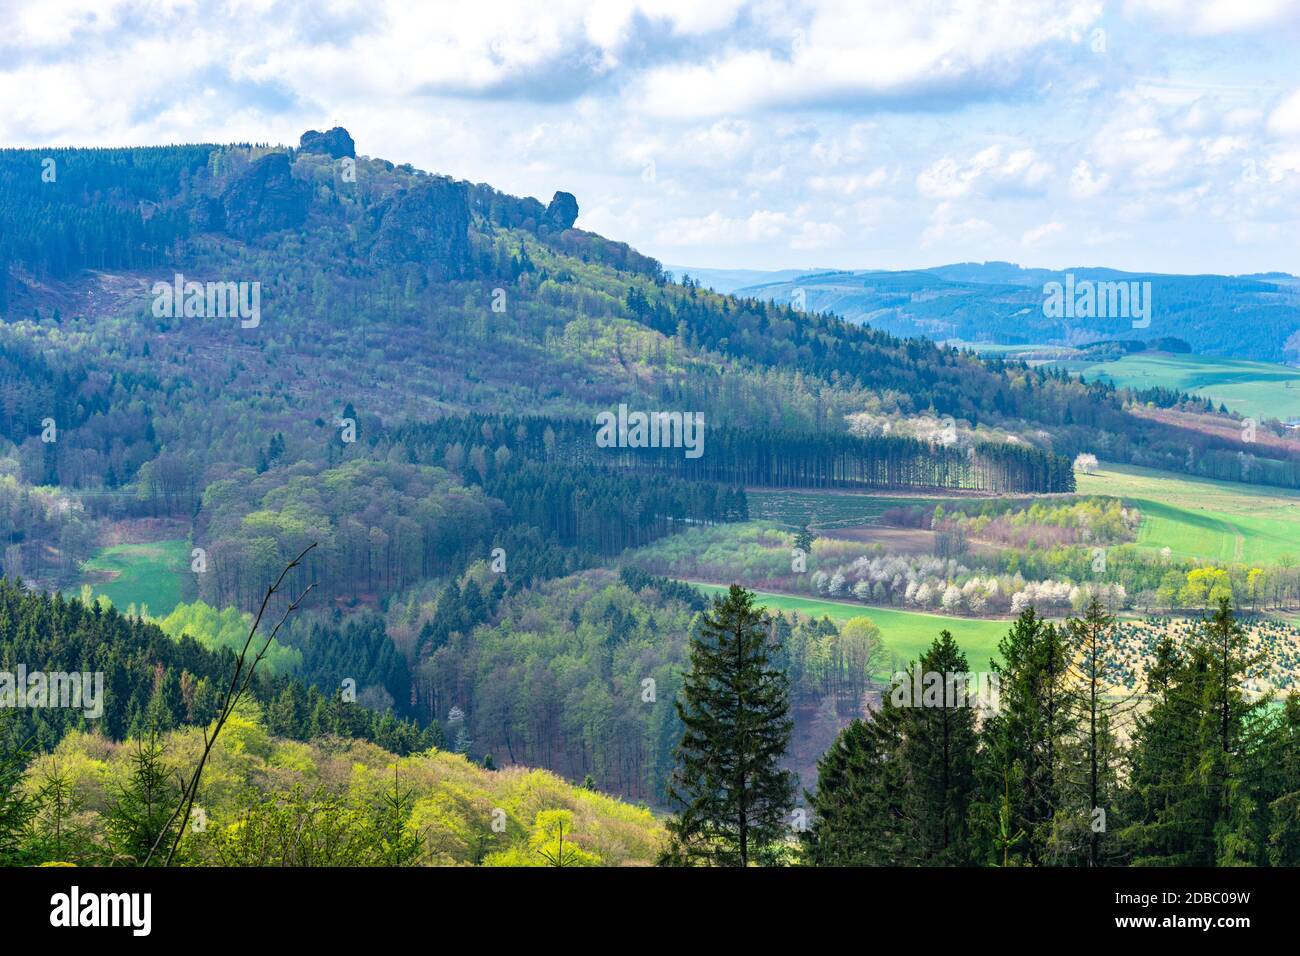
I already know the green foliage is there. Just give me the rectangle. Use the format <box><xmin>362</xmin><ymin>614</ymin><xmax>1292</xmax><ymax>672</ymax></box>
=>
<box><xmin>664</xmin><ymin>585</ymin><xmax>795</xmax><ymax>866</ymax></box>
<box><xmin>158</xmin><ymin>600</ymin><xmax>301</xmax><ymax>674</ymax></box>
<box><xmin>15</xmin><ymin>711</ymin><xmax>664</xmax><ymax>867</ymax></box>
<box><xmin>970</xmin><ymin>608</ymin><xmax>1073</xmax><ymax>866</ymax></box>
<box><xmin>103</xmin><ymin>734</ymin><xmax>183</xmax><ymax>866</ymax></box>
<box><xmin>0</xmin><ymin>711</ymin><xmax>35</xmax><ymax>865</ymax></box>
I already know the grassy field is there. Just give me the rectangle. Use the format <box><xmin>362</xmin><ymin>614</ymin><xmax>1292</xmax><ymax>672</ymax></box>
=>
<box><xmin>1067</xmin><ymin>352</ymin><xmax>1300</xmax><ymax>423</ymax></box>
<box><xmin>1076</xmin><ymin>464</ymin><xmax>1300</xmax><ymax>565</ymax></box>
<box><xmin>75</xmin><ymin>539</ymin><xmax>191</xmax><ymax>615</ymax></box>
<box><xmin>692</xmin><ymin>582</ymin><xmax>1009</xmax><ymax>672</ymax></box>
<box><xmin>748</xmin><ymin>488</ymin><xmax>949</xmax><ymax>530</ymax></box>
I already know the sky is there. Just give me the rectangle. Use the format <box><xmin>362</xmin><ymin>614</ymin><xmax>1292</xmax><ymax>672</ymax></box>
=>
<box><xmin>1</xmin><ymin>0</ymin><xmax>1299</xmax><ymax>275</ymax></box>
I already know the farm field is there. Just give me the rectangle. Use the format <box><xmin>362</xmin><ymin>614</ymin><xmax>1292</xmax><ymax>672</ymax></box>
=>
<box><xmin>1076</xmin><ymin>463</ymin><xmax>1300</xmax><ymax>565</ymax></box>
<box><xmin>748</xmin><ymin>488</ymin><xmax>960</xmax><ymax>530</ymax></box>
<box><xmin>1067</xmin><ymin>352</ymin><xmax>1300</xmax><ymax>423</ymax></box>
<box><xmin>73</xmin><ymin>539</ymin><xmax>191</xmax><ymax>615</ymax></box>
<box><xmin>691</xmin><ymin>582</ymin><xmax>1009</xmax><ymax>673</ymax></box>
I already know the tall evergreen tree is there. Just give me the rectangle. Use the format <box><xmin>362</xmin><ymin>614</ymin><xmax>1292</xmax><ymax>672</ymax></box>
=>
<box><xmin>1120</xmin><ymin>600</ymin><xmax>1268</xmax><ymax>865</ymax></box>
<box><xmin>663</xmin><ymin>585</ymin><xmax>794</xmax><ymax>866</ymax></box>
<box><xmin>0</xmin><ymin>711</ymin><xmax>34</xmax><ymax>865</ymax></box>
<box><xmin>971</xmin><ymin>608</ymin><xmax>1071</xmax><ymax>866</ymax></box>
<box><xmin>1055</xmin><ymin>596</ymin><xmax>1128</xmax><ymax>866</ymax></box>
<box><xmin>802</xmin><ymin>707</ymin><xmax>907</xmax><ymax>865</ymax></box>
<box><xmin>900</xmin><ymin>631</ymin><xmax>979</xmax><ymax>865</ymax></box>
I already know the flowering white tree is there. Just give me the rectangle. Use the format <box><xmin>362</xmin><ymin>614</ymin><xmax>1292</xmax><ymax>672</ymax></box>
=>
<box><xmin>941</xmin><ymin>584</ymin><xmax>963</xmax><ymax>612</ymax></box>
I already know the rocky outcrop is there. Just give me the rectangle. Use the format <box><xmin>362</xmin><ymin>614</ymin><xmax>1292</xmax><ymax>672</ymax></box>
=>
<box><xmin>298</xmin><ymin>127</ymin><xmax>356</xmax><ymax>159</ymax></box>
<box><xmin>219</xmin><ymin>152</ymin><xmax>310</xmax><ymax>237</ymax></box>
<box><xmin>367</xmin><ymin>178</ymin><xmax>471</xmax><ymax>281</ymax></box>
<box><xmin>544</xmin><ymin>191</ymin><xmax>579</xmax><ymax>230</ymax></box>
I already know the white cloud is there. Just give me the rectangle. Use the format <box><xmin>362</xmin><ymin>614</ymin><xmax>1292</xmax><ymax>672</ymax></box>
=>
<box><xmin>1125</xmin><ymin>0</ymin><xmax>1300</xmax><ymax>35</ymax></box>
<box><xmin>0</xmin><ymin>0</ymin><xmax>1295</xmax><ymax>273</ymax></box>
<box><xmin>808</xmin><ymin>168</ymin><xmax>888</xmax><ymax>196</ymax></box>
<box><xmin>637</xmin><ymin>0</ymin><xmax>1105</xmax><ymax>117</ymax></box>
<box><xmin>1269</xmin><ymin>88</ymin><xmax>1300</xmax><ymax>138</ymax></box>
<box><xmin>921</xmin><ymin>202</ymin><xmax>996</xmax><ymax>246</ymax></box>
<box><xmin>917</xmin><ymin>146</ymin><xmax>1053</xmax><ymax>199</ymax></box>
<box><xmin>1068</xmin><ymin>160</ymin><xmax>1110</xmax><ymax>199</ymax></box>
<box><xmin>1022</xmin><ymin>221</ymin><xmax>1066</xmax><ymax>245</ymax></box>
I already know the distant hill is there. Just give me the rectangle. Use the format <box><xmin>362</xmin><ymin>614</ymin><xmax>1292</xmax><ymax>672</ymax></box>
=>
<box><xmin>664</xmin><ymin>265</ymin><xmax>824</xmax><ymax>294</ymax></box>
<box><xmin>719</xmin><ymin>262</ymin><xmax>1300</xmax><ymax>362</ymax></box>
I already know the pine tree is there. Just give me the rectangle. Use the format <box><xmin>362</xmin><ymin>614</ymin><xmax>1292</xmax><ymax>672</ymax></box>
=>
<box><xmin>1119</xmin><ymin>602</ymin><xmax>1267</xmax><ymax>867</ymax></box>
<box><xmin>29</xmin><ymin>758</ymin><xmax>86</xmax><ymax>864</ymax></box>
<box><xmin>663</xmin><ymin>585</ymin><xmax>794</xmax><ymax>866</ymax></box>
<box><xmin>104</xmin><ymin>734</ymin><xmax>183</xmax><ymax>866</ymax></box>
<box><xmin>1201</xmin><ymin>598</ymin><xmax>1269</xmax><ymax>865</ymax></box>
<box><xmin>1120</xmin><ymin>637</ymin><xmax>1214</xmax><ymax>865</ymax></box>
<box><xmin>0</xmin><ymin>712</ymin><xmax>34</xmax><ymax>865</ymax></box>
<box><xmin>1263</xmin><ymin>695</ymin><xmax>1300</xmax><ymax>865</ymax></box>
<box><xmin>372</xmin><ymin>765</ymin><xmax>424</xmax><ymax>866</ymax></box>
<box><xmin>900</xmin><ymin>631</ymin><xmax>979</xmax><ymax>865</ymax></box>
<box><xmin>802</xmin><ymin>707</ymin><xmax>907</xmax><ymax>865</ymax></box>
<box><xmin>1054</xmin><ymin>597</ymin><xmax>1130</xmax><ymax>866</ymax></box>
<box><xmin>972</xmin><ymin>608</ymin><xmax>1072</xmax><ymax>866</ymax></box>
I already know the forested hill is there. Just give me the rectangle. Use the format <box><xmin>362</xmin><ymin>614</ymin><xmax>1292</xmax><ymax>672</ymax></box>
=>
<box><xmin>727</xmin><ymin>262</ymin><xmax>1300</xmax><ymax>362</ymax></box>
<box><xmin>0</xmin><ymin>127</ymin><xmax>1296</xmax><ymax>504</ymax></box>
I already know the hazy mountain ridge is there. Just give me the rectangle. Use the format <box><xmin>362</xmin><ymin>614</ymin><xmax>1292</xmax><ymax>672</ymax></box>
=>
<box><xmin>702</xmin><ymin>262</ymin><xmax>1300</xmax><ymax>362</ymax></box>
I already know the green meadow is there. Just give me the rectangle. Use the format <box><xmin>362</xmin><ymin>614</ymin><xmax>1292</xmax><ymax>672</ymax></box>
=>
<box><xmin>691</xmin><ymin>582</ymin><xmax>1009</xmax><ymax>673</ymax></box>
<box><xmin>1076</xmin><ymin>464</ymin><xmax>1300</xmax><ymax>566</ymax></box>
<box><xmin>74</xmin><ymin>539</ymin><xmax>192</xmax><ymax>616</ymax></box>
<box><xmin>1070</xmin><ymin>352</ymin><xmax>1300</xmax><ymax>423</ymax></box>
<box><xmin>748</xmin><ymin>488</ymin><xmax>948</xmax><ymax>530</ymax></box>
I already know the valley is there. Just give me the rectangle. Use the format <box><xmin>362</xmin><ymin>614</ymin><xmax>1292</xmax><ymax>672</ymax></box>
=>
<box><xmin>2</xmin><ymin>124</ymin><xmax>1299</xmax><ymax>873</ymax></box>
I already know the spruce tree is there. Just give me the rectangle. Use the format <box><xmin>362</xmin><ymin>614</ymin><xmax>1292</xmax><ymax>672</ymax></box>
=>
<box><xmin>971</xmin><ymin>608</ymin><xmax>1071</xmax><ymax>866</ymax></box>
<box><xmin>802</xmin><ymin>706</ymin><xmax>907</xmax><ymax>865</ymax></box>
<box><xmin>1263</xmin><ymin>694</ymin><xmax>1300</xmax><ymax>865</ymax></box>
<box><xmin>1120</xmin><ymin>637</ymin><xmax>1214</xmax><ymax>865</ymax></box>
<box><xmin>1201</xmin><ymin>598</ymin><xmax>1269</xmax><ymax>865</ymax></box>
<box><xmin>1120</xmin><ymin>602</ymin><xmax>1267</xmax><ymax>867</ymax></box>
<box><xmin>0</xmin><ymin>712</ymin><xmax>34</xmax><ymax>865</ymax></box>
<box><xmin>104</xmin><ymin>734</ymin><xmax>184</xmax><ymax>866</ymax></box>
<box><xmin>900</xmin><ymin>631</ymin><xmax>979</xmax><ymax>865</ymax></box>
<box><xmin>1054</xmin><ymin>596</ymin><xmax>1130</xmax><ymax>866</ymax></box>
<box><xmin>663</xmin><ymin>585</ymin><xmax>794</xmax><ymax>866</ymax></box>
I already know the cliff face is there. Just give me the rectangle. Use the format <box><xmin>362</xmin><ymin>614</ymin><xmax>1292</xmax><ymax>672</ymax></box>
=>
<box><xmin>367</xmin><ymin>178</ymin><xmax>472</xmax><ymax>281</ymax></box>
<box><xmin>219</xmin><ymin>152</ymin><xmax>310</xmax><ymax>237</ymax></box>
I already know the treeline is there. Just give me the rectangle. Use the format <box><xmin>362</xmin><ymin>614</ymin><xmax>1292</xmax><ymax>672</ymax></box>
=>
<box><xmin>803</xmin><ymin>598</ymin><xmax>1300</xmax><ymax>866</ymax></box>
<box><xmin>0</xmin><ymin>579</ymin><xmax>435</xmax><ymax>754</ymax></box>
<box><xmin>658</xmin><ymin>588</ymin><xmax>1300</xmax><ymax>866</ymax></box>
<box><xmin>388</xmin><ymin>415</ymin><xmax>749</xmax><ymax>553</ymax></box>
<box><xmin>388</xmin><ymin>413</ymin><xmax>1074</xmax><ymax>495</ymax></box>
<box><xmin>193</xmin><ymin>435</ymin><xmax>741</xmax><ymax>615</ymax></box>
<box><xmin>280</xmin><ymin>613</ymin><xmax>415</xmax><ymax>719</ymax></box>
